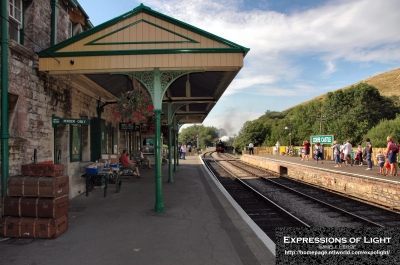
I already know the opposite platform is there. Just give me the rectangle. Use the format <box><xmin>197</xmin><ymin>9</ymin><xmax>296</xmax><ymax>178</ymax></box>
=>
<box><xmin>0</xmin><ymin>156</ymin><xmax>275</xmax><ymax>265</ymax></box>
<box><xmin>255</xmin><ymin>154</ymin><xmax>400</xmax><ymax>182</ymax></box>
<box><xmin>242</xmin><ymin>154</ymin><xmax>400</xmax><ymax>211</ymax></box>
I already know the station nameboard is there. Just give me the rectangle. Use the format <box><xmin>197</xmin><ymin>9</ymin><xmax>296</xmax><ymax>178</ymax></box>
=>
<box><xmin>52</xmin><ymin>115</ymin><xmax>90</xmax><ymax>127</ymax></box>
<box><xmin>119</xmin><ymin>123</ymin><xmax>141</xmax><ymax>131</ymax></box>
<box><xmin>310</xmin><ymin>135</ymin><xmax>334</xmax><ymax>145</ymax></box>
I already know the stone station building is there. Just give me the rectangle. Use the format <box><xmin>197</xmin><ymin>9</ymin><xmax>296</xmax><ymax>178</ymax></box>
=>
<box><xmin>1</xmin><ymin>1</ymin><xmax>249</xmax><ymax>208</ymax></box>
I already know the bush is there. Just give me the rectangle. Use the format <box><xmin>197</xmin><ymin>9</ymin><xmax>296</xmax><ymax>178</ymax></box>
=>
<box><xmin>366</xmin><ymin>115</ymin><xmax>400</xmax><ymax>147</ymax></box>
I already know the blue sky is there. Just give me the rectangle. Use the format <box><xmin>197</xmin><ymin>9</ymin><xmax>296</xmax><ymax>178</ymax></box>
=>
<box><xmin>78</xmin><ymin>0</ymin><xmax>400</xmax><ymax>136</ymax></box>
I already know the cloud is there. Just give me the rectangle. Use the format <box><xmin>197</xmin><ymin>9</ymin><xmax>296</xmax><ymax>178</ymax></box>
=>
<box><xmin>224</xmin><ymin>74</ymin><xmax>276</xmax><ymax>95</ymax></box>
<box><xmin>147</xmin><ymin>0</ymin><xmax>400</xmax><ymax>65</ymax></box>
<box><xmin>203</xmin><ymin>107</ymin><xmax>262</xmax><ymax>135</ymax></box>
<box><xmin>77</xmin><ymin>0</ymin><xmax>400</xmax><ymax>137</ymax></box>
<box><xmin>321</xmin><ymin>61</ymin><xmax>337</xmax><ymax>78</ymax></box>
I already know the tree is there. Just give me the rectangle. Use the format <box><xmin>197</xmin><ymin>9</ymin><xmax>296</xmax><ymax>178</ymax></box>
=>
<box><xmin>323</xmin><ymin>83</ymin><xmax>399</xmax><ymax>144</ymax></box>
<box><xmin>178</xmin><ymin>125</ymin><xmax>219</xmax><ymax>150</ymax></box>
<box><xmin>233</xmin><ymin>120</ymin><xmax>269</xmax><ymax>151</ymax></box>
<box><xmin>366</xmin><ymin>115</ymin><xmax>400</xmax><ymax>148</ymax></box>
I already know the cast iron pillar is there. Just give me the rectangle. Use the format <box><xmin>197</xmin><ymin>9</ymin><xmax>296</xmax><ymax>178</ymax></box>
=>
<box><xmin>167</xmin><ymin>103</ymin><xmax>173</xmax><ymax>182</ymax></box>
<box><xmin>154</xmin><ymin>109</ymin><xmax>163</xmax><ymax>212</ymax></box>
<box><xmin>1</xmin><ymin>0</ymin><xmax>10</xmax><ymax>199</ymax></box>
<box><xmin>173</xmin><ymin>117</ymin><xmax>178</xmax><ymax>172</ymax></box>
<box><xmin>152</xmin><ymin>68</ymin><xmax>164</xmax><ymax>212</ymax></box>
<box><xmin>129</xmin><ymin>69</ymin><xmax>193</xmax><ymax>212</ymax></box>
<box><xmin>50</xmin><ymin>0</ymin><xmax>59</xmax><ymax>46</ymax></box>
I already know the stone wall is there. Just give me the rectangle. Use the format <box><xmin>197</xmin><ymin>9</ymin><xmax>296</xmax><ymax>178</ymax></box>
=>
<box><xmin>3</xmin><ymin>0</ymin><xmax>120</xmax><ymax>199</ymax></box>
<box><xmin>24</xmin><ymin>0</ymin><xmax>51</xmax><ymax>52</ymax></box>
<box><xmin>241</xmin><ymin>155</ymin><xmax>400</xmax><ymax>211</ymax></box>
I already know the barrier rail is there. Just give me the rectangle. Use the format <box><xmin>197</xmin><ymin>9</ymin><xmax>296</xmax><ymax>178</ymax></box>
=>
<box><xmin>243</xmin><ymin>146</ymin><xmax>391</xmax><ymax>166</ymax></box>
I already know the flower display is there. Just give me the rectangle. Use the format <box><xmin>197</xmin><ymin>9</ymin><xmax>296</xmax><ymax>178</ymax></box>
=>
<box><xmin>112</xmin><ymin>89</ymin><xmax>154</xmax><ymax>125</ymax></box>
<box><xmin>141</xmin><ymin>116</ymin><xmax>156</xmax><ymax>134</ymax></box>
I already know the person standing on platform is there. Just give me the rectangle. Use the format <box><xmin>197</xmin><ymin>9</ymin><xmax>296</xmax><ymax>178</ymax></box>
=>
<box><xmin>376</xmin><ymin>149</ymin><xmax>386</xmax><ymax>175</ymax></box>
<box><xmin>356</xmin><ymin>142</ymin><xmax>363</xmax><ymax>166</ymax></box>
<box><xmin>331</xmin><ymin>141</ymin><xmax>341</xmax><ymax>167</ymax></box>
<box><xmin>120</xmin><ymin>149</ymin><xmax>141</xmax><ymax>177</ymax></box>
<box><xmin>385</xmin><ymin>136</ymin><xmax>397</xmax><ymax>176</ymax></box>
<box><xmin>342</xmin><ymin>140</ymin><xmax>353</xmax><ymax>166</ymax></box>
<box><xmin>181</xmin><ymin>144</ymin><xmax>187</xmax><ymax>160</ymax></box>
<box><xmin>187</xmin><ymin>144</ymin><xmax>192</xmax><ymax>156</ymax></box>
<box><xmin>301</xmin><ymin>140</ymin><xmax>310</xmax><ymax>161</ymax></box>
<box><xmin>275</xmin><ymin>141</ymin><xmax>280</xmax><ymax>155</ymax></box>
<box><xmin>178</xmin><ymin>144</ymin><xmax>182</xmax><ymax>159</ymax></box>
<box><xmin>365</xmin><ymin>137</ymin><xmax>373</xmax><ymax>170</ymax></box>
<box><xmin>385</xmin><ymin>157</ymin><xmax>391</xmax><ymax>176</ymax></box>
<box><xmin>314</xmin><ymin>142</ymin><xmax>323</xmax><ymax>164</ymax></box>
<box><xmin>249</xmin><ymin>142</ymin><xmax>254</xmax><ymax>155</ymax></box>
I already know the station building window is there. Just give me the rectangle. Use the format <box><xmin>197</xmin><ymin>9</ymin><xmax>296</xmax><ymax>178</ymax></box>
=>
<box><xmin>9</xmin><ymin>0</ymin><xmax>22</xmax><ymax>43</ymax></box>
<box><xmin>70</xmin><ymin>123</ymin><xmax>91</xmax><ymax>163</ymax></box>
<box><xmin>70</xmin><ymin>125</ymin><xmax>82</xmax><ymax>162</ymax></box>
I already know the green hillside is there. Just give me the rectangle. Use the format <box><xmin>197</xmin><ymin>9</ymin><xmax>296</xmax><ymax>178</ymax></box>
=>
<box><xmin>233</xmin><ymin>69</ymin><xmax>400</xmax><ymax>152</ymax></box>
<box><xmin>303</xmin><ymin>67</ymin><xmax>400</xmax><ymax>104</ymax></box>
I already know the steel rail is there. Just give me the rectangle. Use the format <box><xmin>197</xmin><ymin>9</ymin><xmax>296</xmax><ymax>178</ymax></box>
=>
<box><xmin>202</xmin><ymin>154</ymin><xmax>222</xmax><ymax>181</ymax></box>
<box><xmin>236</xmin><ymin>160</ymin><xmax>280</xmax><ymax>177</ymax></box>
<box><xmin>265</xmin><ymin>178</ymin><xmax>384</xmax><ymax>227</ymax></box>
<box><xmin>226</xmin><ymin>161</ymin><xmax>263</xmax><ymax>177</ymax></box>
<box><xmin>206</xmin><ymin>156</ymin><xmax>311</xmax><ymax>228</ymax></box>
<box><xmin>235</xmin><ymin>177</ymin><xmax>311</xmax><ymax>228</ymax></box>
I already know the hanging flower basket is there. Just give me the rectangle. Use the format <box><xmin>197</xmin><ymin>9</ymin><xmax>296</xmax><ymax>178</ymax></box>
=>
<box><xmin>141</xmin><ymin>116</ymin><xmax>156</xmax><ymax>134</ymax></box>
<box><xmin>112</xmin><ymin>89</ymin><xmax>154</xmax><ymax>124</ymax></box>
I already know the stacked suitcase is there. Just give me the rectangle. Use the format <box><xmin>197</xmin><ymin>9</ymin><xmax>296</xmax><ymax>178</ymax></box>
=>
<box><xmin>0</xmin><ymin>164</ymin><xmax>69</xmax><ymax>239</ymax></box>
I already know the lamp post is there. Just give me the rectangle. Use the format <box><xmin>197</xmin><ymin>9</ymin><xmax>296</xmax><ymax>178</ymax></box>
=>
<box><xmin>285</xmin><ymin>119</ymin><xmax>292</xmax><ymax>146</ymax></box>
<box><xmin>316</xmin><ymin>115</ymin><xmax>326</xmax><ymax>134</ymax></box>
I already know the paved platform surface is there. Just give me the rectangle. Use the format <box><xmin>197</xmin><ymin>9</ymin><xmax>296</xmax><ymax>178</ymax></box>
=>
<box><xmin>255</xmin><ymin>154</ymin><xmax>400</xmax><ymax>184</ymax></box>
<box><xmin>0</xmin><ymin>156</ymin><xmax>275</xmax><ymax>265</ymax></box>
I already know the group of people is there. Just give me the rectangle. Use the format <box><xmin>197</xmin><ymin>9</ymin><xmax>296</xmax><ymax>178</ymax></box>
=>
<box><xmin>299</xmin><ymin>136</ymin><xmax>398</xmax><ymax>177</ymax></box>
<box><xmin>330</xmin><ymin>139</ymin><xmax>371</xmax><ymax>168</ymax></box>
<box><xmin>376</xmin><ymin>136</ymin><xmax>398</xmax><ymax>177</ymax></box>
<box><xmin>177</xmin><ymin>144</ymin><xmax>193</xmax><ymax>159</ymax></box>
<box><xmin>299</xmin><ymin>140</ymin><xmax>323</xmax><ymax>163</ymax></box>
<box><xmin>119</xmin><ymin>148</ymin><xmax>152</xmax><ymax>177</ymax></box>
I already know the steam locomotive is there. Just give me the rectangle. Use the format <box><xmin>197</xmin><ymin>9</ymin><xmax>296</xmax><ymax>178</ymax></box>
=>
<box><xmin>216</xmin><ymin>140</ymin><xmax>226</xmax><ymax>153</ymax></box>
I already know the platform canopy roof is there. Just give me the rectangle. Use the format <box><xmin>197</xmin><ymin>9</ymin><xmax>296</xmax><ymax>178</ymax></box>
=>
<box><xmin>38</xmin><ymin>4</ymin><xmax>249</xmax><ymax>124</ymax></box>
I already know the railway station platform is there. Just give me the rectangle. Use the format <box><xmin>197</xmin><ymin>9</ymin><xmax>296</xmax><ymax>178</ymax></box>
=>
<box><xmin>242</xmin><ymin>154</ymin><xmax>400</xmax><ymax>211</ymax></box>
<box><xmin>0</xmin><ymin>156</ymin><xmax>275</xmax><ymax>265</ymax></box>
<box><xmin>253</xmin><ymin>154</ymin><xmax>400</xmax><ymax>182</ymax></box>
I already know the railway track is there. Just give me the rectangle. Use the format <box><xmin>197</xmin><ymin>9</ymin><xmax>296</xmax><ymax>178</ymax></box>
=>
<box><xmin>203</xmin><ymin>151</ymin><xmax>400</xmax><ymax>241</ymax></box>
<box><xmin>212</xmin><ymin>152</ymin><xmax>280</xmax><ymax>177</ymax></box>
<box><xmin>251</xmin><ymin>177</ymin><xmax>400</xmax><ymax>227</ymax></box>
<box><xmin>203</xmin><ymin>157</ymin><xmax>309</xmax><ymax>243</ymax></box>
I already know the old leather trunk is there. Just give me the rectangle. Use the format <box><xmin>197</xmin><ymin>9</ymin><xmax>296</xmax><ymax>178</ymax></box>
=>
<box><xmin>2</xmin><ymin>195</ymin><xmax>69</xmax><ymax>218</ymax></box>
<box><xmin>21</xmin><ymin>164</ymin><xmax>64</xmax><ymax>177</ymax></box>
<box><xmin>0</xmin><ymin>215</ymin><xmax>68</xmax><ymax>239</ymax></box>
<box><xmin>7</xmin><ymin>175</ymin><xmax>69</xmax><ymax>198</ymax></box>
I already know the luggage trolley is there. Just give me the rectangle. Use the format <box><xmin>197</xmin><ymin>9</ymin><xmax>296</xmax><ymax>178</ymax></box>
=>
<box><xmin>82</xmin><ymin>167</ymin><xmax>108</xmax><ymax>197</ymax></box>
<box><xmin>109</xmin><ymin>164</ymin><xmax>122</xmax><ymax>193</ymax></box>
<box><xmin>82</xmin><ymin>164</ymin><xmax>122</xmax><ymax>197</ymax></box>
